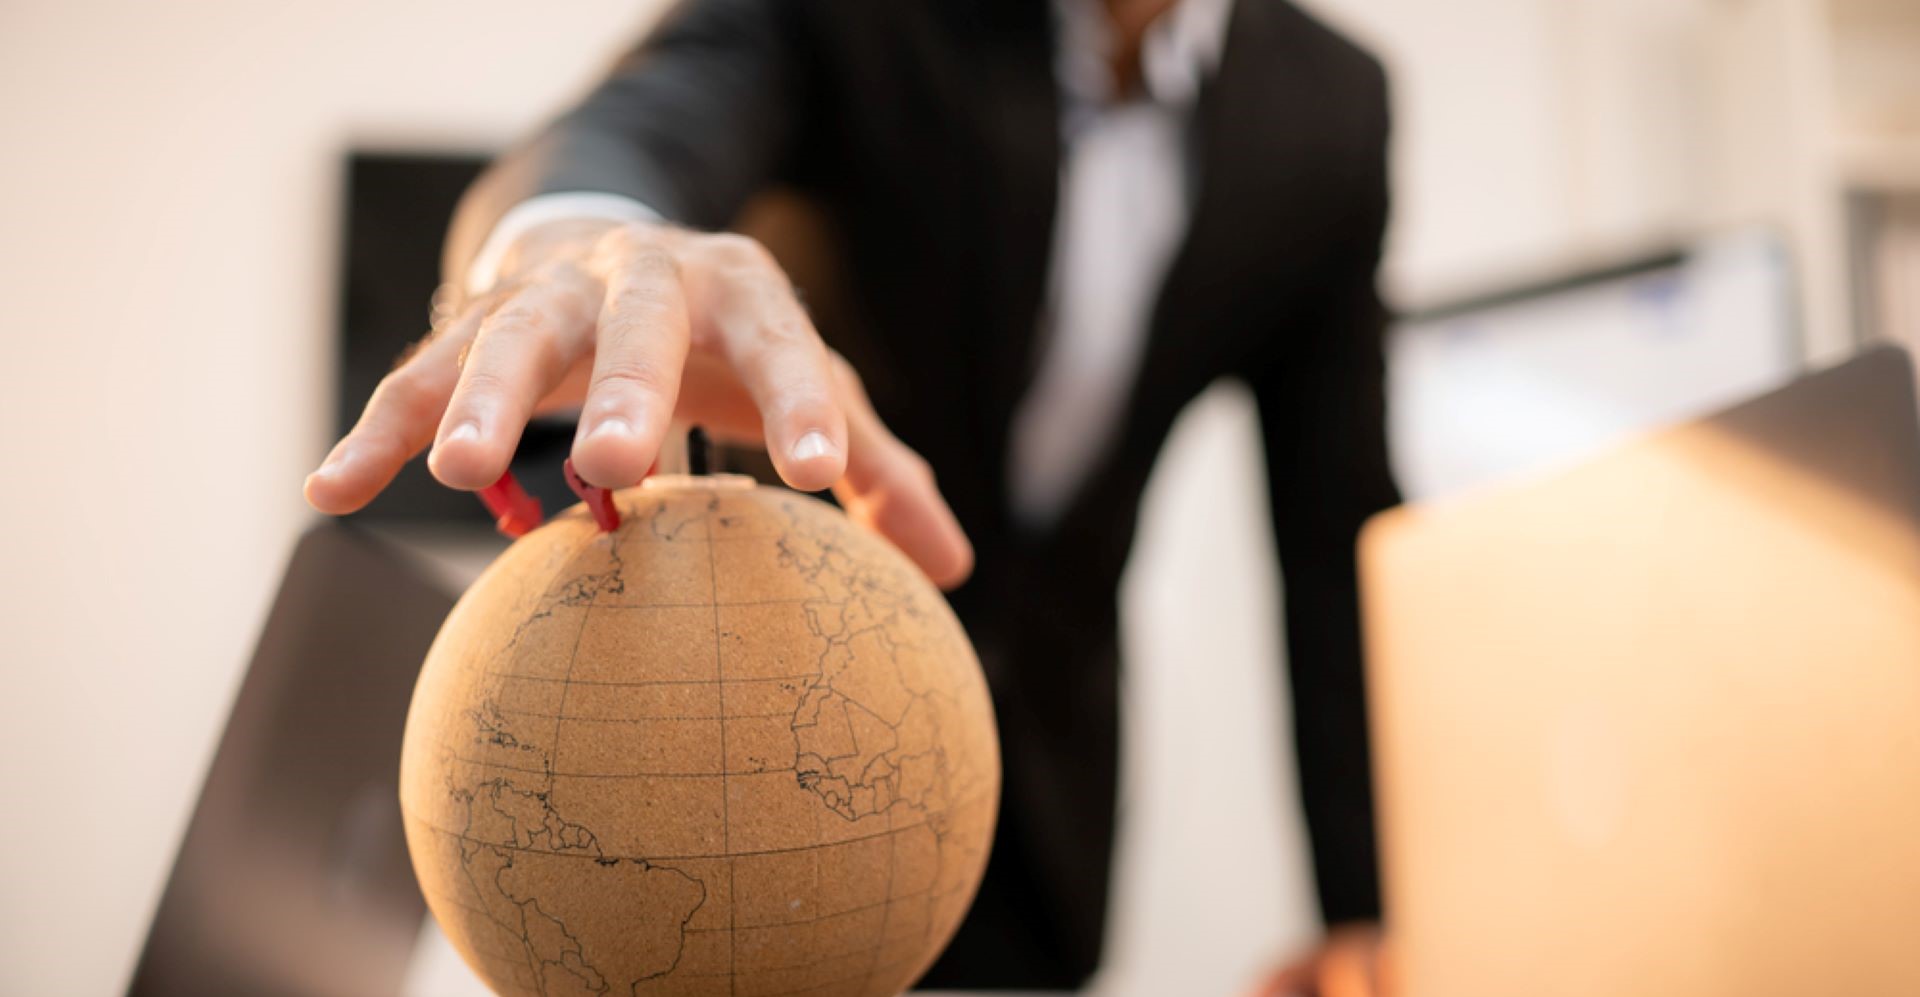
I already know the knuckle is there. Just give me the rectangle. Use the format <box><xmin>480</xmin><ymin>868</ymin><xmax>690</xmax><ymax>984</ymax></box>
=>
<box><xmin>526</xmin><ymin>259</ymin><xmax>599</xmax><ymax>301</ymax></box>
<box><xmin>458</xmin><ymin>368</ymin><xmax>512</xmax><ymax>398</ymax></box>
<box><xmin>624</xmin><ymin>246</ymin><xmax>681</xmax><ymax>283</ymax></box>
<box><xmin>701</xmin><ymin>232</ymin><xmax>774</xmax><ymax>270</ymax></box>
<box><xmin>390</xmin><ymin>331</ymin><xmax>432</xmax><ymax>370</ymax></box>
<box><xmin>874</xmin><ymin>445</ymin><xmax>934</xmax><ymax>493</ymax></box>
<box><xmin>828</xmin><ymin>351</ymin><xmax>863</xmax><ymax>388</ymax></box>
<box><xmin>483</xmin><ymin>302</ymin><xmax>548</xmax><ymax>336</ymax></box>
<box><xmin>372</xmin><ymin>369</ymin><xmax>435</xmax><ymax>421</ymax></box>
<box><xmin>526</xmin><ymin>257</ymin><xmax>583</xmax><ymax>283</ymax></box>
<box><xmin>594</xmin><ymin>357</ymin><xmax>673</xmax><ymax>397</ymax></box>
<box><xmin>590</xmin><ymin>221</ymin><xmax>675</xmax><ymax>277</ymax></box>
<box><xmin>902</xmin><ymin>450</ymin><xmax>936</xmax><ymax>487</ymax></box>
<box><xmin>605</xmin><ymin>279</ymin><xmax>679</xmax><ymax>323</ymax></box>
<box><xmin>760</xmin><ymin>312</ymin><xmax>816</xmax><ymax>346</ymax></box>
<box><xmin>596</xmin><ymin>220</ymin><xmax>658</xmax><ymax>254</ymax></box>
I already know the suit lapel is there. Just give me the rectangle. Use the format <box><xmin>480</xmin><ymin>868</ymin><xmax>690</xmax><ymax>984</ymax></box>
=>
<box><xmin>1049</xmin><ymin>0</ymin><xmax>1315</xmax><ymax>531</ymax></box>
<box><xmin>971</xmin><ymin>0</ymin><xmax>1062</xmax><ymax>504</ymax></box>
<box><xmin>1144</xmin><ymin>0</ymin><xmax>1304</xmax><ymax>401</ymax></box>
<box><xmin>968</xmin><ymin>0</ymin><xmax>1323</xmax><ymax>533</ymax></box>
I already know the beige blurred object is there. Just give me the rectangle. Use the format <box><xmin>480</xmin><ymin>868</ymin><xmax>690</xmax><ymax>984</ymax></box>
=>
<box><xmin>1361</xmin><ymin>347</ymin><xmax>1920</xmax><ymax>996</ymax></box>
<box><xmin>398</xmin><ymin>475</ymin><xmax>1000</xmax><ymax>997</ymax></box>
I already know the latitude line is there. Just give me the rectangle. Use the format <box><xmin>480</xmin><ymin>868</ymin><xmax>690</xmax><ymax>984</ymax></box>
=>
<box><xmin>536</xmin><ymin>531</ymin><xmax>787</xmax><ymax>545</ymax></box>
<box><xmin>438</xmin><ymin>751</ymin><xmax>784</xmax><ymax>779</ymax></box>
<box><xmin>492</xmin><ymin>706</ymin><xmax>793</xmax><ymax>723</ymax></box>
<box><xmin>731</xmin><ymin>956</ymin><xmax>920</xmax><ymax>997</ymax></box>
<box><xmin>401</xmin><ymin>798</ymin><xmax>988</xmax><ymax>868</ymax></box>
<box><xmin>680</xmin><ymin>882</ymin><xmax>967</xmax><ymax>934</ymax></box>
<box><xmin>429</xmin><ymin>731</ymin><xmax>793</xmax><ymax>779</ymax></box>
<box><xmin>588</xmin><ymin>597</ymin><xmax>812</xmax><ymax>608</ymax></box>
<box><xmin>482</xmin><ymin>670</ymin><xmax>819</xmax><ymax>688</ymax></box>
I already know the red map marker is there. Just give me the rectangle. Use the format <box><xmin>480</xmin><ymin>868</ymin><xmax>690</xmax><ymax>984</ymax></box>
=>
<box><xmin>564</xmin><ymin>458</ymin><xmax>622</xmax><ymax>533</ymax></box>
<box><xmin>478</xmin><ymin>470</ymin><xmax>544</xmax><ymax>538</ymax></box>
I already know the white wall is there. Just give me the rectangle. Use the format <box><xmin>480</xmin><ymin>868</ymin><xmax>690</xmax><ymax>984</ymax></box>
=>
<box><xmin>0</xmin><ymin>3</ymin><xmax>660</xmax><ymax>994</ymax></box>
<box><xmin>0</xmin><ymin>0</ymin><xmax>1752</xmax><ymax>994</ymax></box>
<box><xmin>1301</xmin><ymin>0</ymin><xmax>1724</xmax><ymax>306</ymax></box>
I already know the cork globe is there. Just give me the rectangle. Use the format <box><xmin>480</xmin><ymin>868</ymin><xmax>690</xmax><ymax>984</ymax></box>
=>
<box><xmin>398</xmin><ymin>474</ymin><xmax>1001</xmax><ymax>997</ymax></box>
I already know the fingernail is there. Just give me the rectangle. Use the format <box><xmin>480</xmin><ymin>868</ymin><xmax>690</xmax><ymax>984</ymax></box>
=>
<box><xmin>446</xmin><ymin>421</ymin><xmax>481</xmax><ymax>444</ymax></box>
<box><xmin>311</xmin><ymin>446</ymin><xmax>351</xmax><ymax>478</ymax></box>
<box><xmin>790</xmin><ymin>430</ymin><xmax>839</xmax><ymax>463</ymax></box>
<box><xmin>588</xmin><ymin>417</ymin><xmax>634</xmax><ymax>440</ymax></box>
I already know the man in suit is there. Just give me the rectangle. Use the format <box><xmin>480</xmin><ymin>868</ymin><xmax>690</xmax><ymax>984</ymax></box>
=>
<box><xmin>306</xmin><ymin>0</ymin><xmax>1398</xmax><ymax>992</ymax></box>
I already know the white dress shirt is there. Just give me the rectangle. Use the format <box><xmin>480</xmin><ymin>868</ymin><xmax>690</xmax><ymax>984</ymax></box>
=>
<box><xmin>468</xmin><ymin>0</ymin><xmax>1234</xmax><ymax>528</ymax></box>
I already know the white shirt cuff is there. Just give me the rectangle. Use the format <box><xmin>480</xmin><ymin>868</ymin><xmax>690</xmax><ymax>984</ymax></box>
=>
<box><xmin>465</xmin><ymin>192</ymin><xmax>662</xmax><ymax>296</ymax></box>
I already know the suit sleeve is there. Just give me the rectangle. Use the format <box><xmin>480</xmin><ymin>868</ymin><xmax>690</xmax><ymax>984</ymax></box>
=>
<box><xmin>1248</xmin><ymin>57</ymin><xmax>1401</xmax><ymax>925</ymax></box>
<box><xmin>443</xmin><ymin>0</ymin><xmax>816</xmax><ymax>282</ymax></box>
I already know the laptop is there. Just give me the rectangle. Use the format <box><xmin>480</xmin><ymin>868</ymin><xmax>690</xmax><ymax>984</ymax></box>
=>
<box><xmin>127</xmin><ymin>522</ymin><xmax>454</xmax><ymax>996</ymax></box>
<box><xmin>1360</xmin><ymin>345</ymin><xmax>1920</xmax><ymax>996</ymax></box>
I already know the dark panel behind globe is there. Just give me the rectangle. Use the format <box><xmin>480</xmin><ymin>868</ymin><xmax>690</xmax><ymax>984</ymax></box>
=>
<box><xmin>337</xmin><ymin>151</ymin><xmax>578</xmax><ymax>522</ymax></box>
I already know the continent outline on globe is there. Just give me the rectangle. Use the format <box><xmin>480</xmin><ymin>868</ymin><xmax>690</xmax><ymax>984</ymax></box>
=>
<box><xmin>399</xmin><ymin>476</ymin><xmax>1002</xmax><ymax>997</ymax></box>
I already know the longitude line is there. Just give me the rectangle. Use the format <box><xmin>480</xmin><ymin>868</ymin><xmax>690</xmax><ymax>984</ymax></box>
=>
<box><xmin>704</xmin><ymin>503</ymin><xmax>737</xmax><ymax>996</ymax></box>
<box><xmin>547</xmin><ymin>587</ymin><xmax>598</xmax><ymax>792</ymax></box>
<box><xmin>859</xmin><ymin>808</ymin><xmax>899</xmax><ymax>997</ymax></box>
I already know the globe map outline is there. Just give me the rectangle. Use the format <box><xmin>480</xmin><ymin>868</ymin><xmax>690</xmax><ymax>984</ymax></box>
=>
<box><xmin>398</xmin><ymin>479</ymin><xmax>1001</xmax><ymax>997</ymax></box>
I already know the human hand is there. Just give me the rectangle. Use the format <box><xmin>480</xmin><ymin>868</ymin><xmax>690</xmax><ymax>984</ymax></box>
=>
<box><xmin>304</xmin><ymin>217</ymin><xmax>973</xmax><ymax>588</ymax></box>
<box><xmin>1244</xmin><ymin>925</ymin><xmax>1392</xmax><ymax>997</ymax></box>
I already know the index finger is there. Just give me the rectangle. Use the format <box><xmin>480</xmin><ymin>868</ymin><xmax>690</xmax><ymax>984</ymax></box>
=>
<box><xmin>304</xmin><ymin>304</ymin><xmax>482</xmax><ymax>514</ymax></box>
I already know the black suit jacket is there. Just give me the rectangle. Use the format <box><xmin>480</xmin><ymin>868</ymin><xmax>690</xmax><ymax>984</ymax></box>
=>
<box><xmin>448</xmin><ymin>0</ymin><xmax>1400</xmax><ymax>987</ymax></box>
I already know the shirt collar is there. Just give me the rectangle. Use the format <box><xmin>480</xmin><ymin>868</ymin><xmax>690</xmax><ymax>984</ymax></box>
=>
<box><xmin>1053</xmin><ymin>0</ymin><xmax>1236</xmax><ymax>108</ymax></box>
